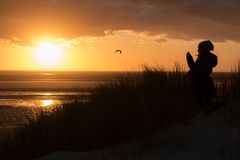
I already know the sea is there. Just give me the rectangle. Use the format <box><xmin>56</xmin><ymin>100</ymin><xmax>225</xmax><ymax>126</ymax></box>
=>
<box><xmin>0</xmin><ymin>71</ymin><xmax>232</xmax><ymax>134</ymax></box>
<box><xmin>0</xmin><ymin>71</ymin><xmax>118</xmax><ymax>129</ymax></box>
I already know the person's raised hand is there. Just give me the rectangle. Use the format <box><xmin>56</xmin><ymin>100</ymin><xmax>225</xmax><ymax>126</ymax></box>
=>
<box><xmin>186</xmin><ymin>52</ymin><xmax>192</xmax><ymax>58</ymax></box>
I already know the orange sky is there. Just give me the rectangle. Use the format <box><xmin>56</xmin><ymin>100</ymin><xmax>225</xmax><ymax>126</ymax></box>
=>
<box><xmin>0</xmin><ymin>0</ymin><xmax>239</xmax><ymax>71</ymax></box>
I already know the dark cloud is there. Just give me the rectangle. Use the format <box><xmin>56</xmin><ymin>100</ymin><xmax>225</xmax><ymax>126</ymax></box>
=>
<box><xmin>0</xmin><ymin>0</ymin><xmax>240</xmax><ymax>43</ymax></box>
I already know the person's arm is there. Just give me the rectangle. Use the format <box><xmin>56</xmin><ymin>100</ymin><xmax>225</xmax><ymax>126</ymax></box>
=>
<box><xmin>186</xmin><ymin>52</ymin><xmax>195</xmax><ymax>69</ymax></box>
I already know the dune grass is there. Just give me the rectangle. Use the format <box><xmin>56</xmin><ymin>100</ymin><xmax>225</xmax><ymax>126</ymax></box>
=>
<box><xmin>216</xmin><ymin>64</ymin><xmax>240</xmax><ymax>128</ymax></box>
<box><xmin>0</xmin><ymin>64</ymin><xmax>237</xmax><ymax>159</ymax></box>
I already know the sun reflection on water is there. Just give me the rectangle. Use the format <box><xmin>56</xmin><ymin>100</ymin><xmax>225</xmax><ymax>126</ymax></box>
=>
<box><xmin>39</xmin><ymin>99</ymin><xmax>61</xmax><ymax>113</ymax></box>
<box><xmin>43</xmin><ymin>93</ymin><xmax>52</xmax><ymax>96</ymax></box>
<box><xmin>41</xmin><ymin>99</ymin><xmax>55</xmax><ymax>106</ymax></box>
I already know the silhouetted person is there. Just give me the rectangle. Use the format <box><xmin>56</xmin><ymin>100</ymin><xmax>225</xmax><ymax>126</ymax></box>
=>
<box><xmin>186</xmin><ymin>40</ymin><xmax>218</xmax><ymax>112</ymax></box>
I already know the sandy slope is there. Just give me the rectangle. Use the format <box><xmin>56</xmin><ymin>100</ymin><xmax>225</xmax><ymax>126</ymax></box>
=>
<box><xmin>37</xmin><ymin>108</ymin><xmax>240</xmax><ymax>160</ymax></box>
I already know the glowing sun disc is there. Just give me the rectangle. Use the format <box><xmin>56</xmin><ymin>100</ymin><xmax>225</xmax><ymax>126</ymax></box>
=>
<box><xmin>35</xmin><ymin>41</ymin><xmax>63</xmax><ymax>67</ymax></box>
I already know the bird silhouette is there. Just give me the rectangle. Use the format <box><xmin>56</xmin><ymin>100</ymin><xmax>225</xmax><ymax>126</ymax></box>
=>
<box><xmin>115</xmin><ymin>50</ymin><xmax>122</xmax><ymax>54</ymax></box>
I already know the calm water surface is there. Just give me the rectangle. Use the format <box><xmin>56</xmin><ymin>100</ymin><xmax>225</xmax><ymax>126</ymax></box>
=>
<box><xmin>0</xmin><ymin>71</ymin><xmax>117</xmax><ymax>126</ymax></box>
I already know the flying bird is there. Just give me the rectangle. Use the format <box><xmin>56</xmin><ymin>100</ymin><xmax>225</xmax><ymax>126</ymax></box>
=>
<box><xmin>115</xmin><ymin>50</ymin><xmax>122</xmax><ymax>54</ymax></box>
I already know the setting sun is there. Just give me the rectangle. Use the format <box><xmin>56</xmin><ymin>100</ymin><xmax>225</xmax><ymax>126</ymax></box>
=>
<box><xmin>35</xmin><ymin>41</ymin><xmax>63</xmax><ymax>68</ymax></box>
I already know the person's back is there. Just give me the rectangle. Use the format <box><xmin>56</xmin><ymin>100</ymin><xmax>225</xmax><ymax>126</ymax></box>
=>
<box><xmin>186</xmin><ymin>40</ymin><xmax>218</xmax><ymax>112</ymax></box>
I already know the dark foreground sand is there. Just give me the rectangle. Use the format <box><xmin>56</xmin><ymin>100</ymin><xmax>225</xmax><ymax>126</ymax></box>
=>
<box><xmin>37</xmin><ymin>108</ymin><xmax>240</xmax><ymax>160</ymax></box>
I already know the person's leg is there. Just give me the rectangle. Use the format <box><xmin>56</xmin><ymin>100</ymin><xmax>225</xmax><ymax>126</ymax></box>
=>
<box><xmin>201</xmin><ymin>77</ymin><xmax>215</xmax><ymax>113</ymax></box>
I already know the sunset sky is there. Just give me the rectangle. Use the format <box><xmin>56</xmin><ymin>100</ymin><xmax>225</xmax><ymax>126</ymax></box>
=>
<box><xmin>0</xmin><ymin>0</ymin><xmax>240</xmax><ymax>71</ymax></box>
